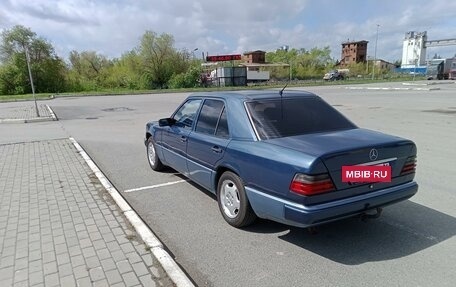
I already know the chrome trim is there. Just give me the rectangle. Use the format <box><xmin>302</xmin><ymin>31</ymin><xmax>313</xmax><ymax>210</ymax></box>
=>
<box><xmin>243</xmin><ymin>101</ymin><xmax>261</xmax><ymax>141</ymax></box>
<box><xmin>356</xmin><ymin>157</ymin><xmax>397</xmax><ymax>166</ymax></box>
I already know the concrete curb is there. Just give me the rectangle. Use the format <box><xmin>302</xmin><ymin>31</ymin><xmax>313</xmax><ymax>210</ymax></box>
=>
<box><xmin>344</xmin><ymin>86</ymin><xmax>441</xmax><ymax>91</ymax></box>
<box><xmin>402</xmin><ymin>81</ymin><xmax>456</xmax><ymax>86</ymax></box>
<box><xmin>69</xmin><ymin>137</ymin><xmax>194</xmax><ymax>287</ymax></box>
<box><xmin>0</xmin><ymin>105</ymin><xmax>57</xmax><ymax>124</ymax></box>
<box><xmin>46</xmin><ymin>104</ymin><xmax>58</xmax><ymax>120</ymax></box>
<box><xmin>0</xmin><ymin>117</ymin><xmax>54</xmax><ymax>124</ymax></box>
<box><xmin>0</xmin><ymin>118</ymin><xmax>27</xmax><ymax>124</ymax></box>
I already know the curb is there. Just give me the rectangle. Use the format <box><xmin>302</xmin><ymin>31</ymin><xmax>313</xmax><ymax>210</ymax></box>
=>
<box><xmin>69</xmin><ymin>137</ymin><xmax>194</xmax><ymax>287</ymax></box>
<box><xmin>401</xmin><ymin>82</ymin><xmax>429</xmax><ymax>86</ymax></box>
<box><xmin>344</xmin><ymin>86</ymin><xmax>440</xmax><ymax>91</ymax></box>
<box><xmin>0</xmin><ymin>105</ymin><xmax>57</xmax><ymax>124</ymax></box>
<box><xmin>402</xmin><ymin>81</ymin><xmax>456</xmax><ymax>86</ymax></box>
<box><xmin>46</xmin><ymin>104</ymin><xmax>58</xmax><ymax>120</ymax></box>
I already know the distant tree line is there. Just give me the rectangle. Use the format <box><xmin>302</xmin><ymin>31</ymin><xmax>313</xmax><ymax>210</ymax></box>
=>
<box><xmin>0</xmin><ymin>25</ymin><xmax>201</xmax><ymax>95</ymax></box>
<box><xmin>1</xmin><ymin>25</ymin><xmax>391</xmax><ymax>96</ymax></box>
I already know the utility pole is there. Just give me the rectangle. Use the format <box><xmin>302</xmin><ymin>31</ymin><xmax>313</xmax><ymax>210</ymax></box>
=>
<box><xmin>372</xmin><ymin>24</ymin><xmax>379</xmax><ymax>80</ymax></box>
<box><xmin>25</xmin><ymin>47</ymin><xmax>40</xmax><ymax>117</ymax></box>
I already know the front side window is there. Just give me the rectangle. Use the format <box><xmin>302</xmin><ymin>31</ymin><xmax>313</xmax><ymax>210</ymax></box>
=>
<box><xmin>196</xmin><ymin>99</ymin><xmax>229</xmax><ymax>137</ymax></box>
<box><xmin>173</xmin><ymin>99</ymin><xmax>202</xmax><ymax>129</ymax></box>
<box><xmin>246</xmin><ymin>97</ymin><xmax>356</xmax><ymax>140</ymax></box>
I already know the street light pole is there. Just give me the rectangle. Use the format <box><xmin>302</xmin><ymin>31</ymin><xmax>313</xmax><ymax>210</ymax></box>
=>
<box><xmin>372</xmin><ymin>24</ymin><xmax>379</xmax><ymax>80</ymax></box>
<box><xmin>192</xmin><ymin>48</ymin><xmax>198</xmax><ymax>60</ymax></box>
<box><xmin>25</xmin><ymin>47</ymin><xmax>40</xmax><ymax>117</ymax></box>
<box><xmin>289</xmin><ymin>63</ymin><xmax>292</xmax><ymax>81</ymax></box>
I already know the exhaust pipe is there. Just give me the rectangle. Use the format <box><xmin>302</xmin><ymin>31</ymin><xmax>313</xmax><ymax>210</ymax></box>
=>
<box><xmin>361</xmin><ymin>207</ymin><xmax>383</xmax><ymax>221</ymax></box>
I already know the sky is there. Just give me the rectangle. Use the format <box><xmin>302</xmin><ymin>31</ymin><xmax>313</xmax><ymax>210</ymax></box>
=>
<box><xmin>1</xmin><ymin>0</ymin><xmax>456</xmax><ymax>63</ymax></box>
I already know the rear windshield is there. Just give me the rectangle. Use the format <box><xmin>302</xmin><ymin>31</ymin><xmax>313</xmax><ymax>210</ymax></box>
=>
<box><xmin>246</xmin><ymin>97</ymin><xmax>356</xmax><ymax>140</ymax></box>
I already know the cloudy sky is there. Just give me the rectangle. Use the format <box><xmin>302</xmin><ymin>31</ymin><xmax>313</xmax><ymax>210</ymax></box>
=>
<box><xmin>1</xmin><ymin>0</ymin><xmax>455</xmax><ymax>62</ymax></box>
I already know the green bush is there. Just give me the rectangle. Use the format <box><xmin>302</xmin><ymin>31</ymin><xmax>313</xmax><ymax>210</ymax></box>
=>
<box><xmin>168</xmin><ymin>66</ymin><xmax>201</xmax><ymax>88</ymax></box>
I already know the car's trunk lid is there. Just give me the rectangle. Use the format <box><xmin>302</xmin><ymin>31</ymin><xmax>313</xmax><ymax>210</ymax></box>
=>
<box><xmin>266</xmin><ymin>128</ymin><xmax>416</xmax><ymax>191</ymax></box>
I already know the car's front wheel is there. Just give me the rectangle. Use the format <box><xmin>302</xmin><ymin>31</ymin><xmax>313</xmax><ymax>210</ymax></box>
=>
<box><xmin>217</xmin><ymin>171</ymin><xmax>257</xmax><ymax>228</ymax></box>
<box><xmin>146</xmin><ymin>137</ymin><xmax>164</xmax><ymax>171</ymax></box>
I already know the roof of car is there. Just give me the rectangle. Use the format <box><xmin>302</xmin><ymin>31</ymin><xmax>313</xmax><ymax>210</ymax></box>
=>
<box><xmin>187</xmin><ymin>90</ymin><xmax>319</xmax><ymax>101</ymax></box>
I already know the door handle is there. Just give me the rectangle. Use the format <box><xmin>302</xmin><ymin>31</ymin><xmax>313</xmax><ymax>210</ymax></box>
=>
<box><xmin>180</xmin><ymin>136</ymin><xmax>187</xmax><ymax>142</ymax></box>
<box><xmin>211</xmin><ymin>146</ymin><xmax>222</xmax><ymax>153</ymax></box>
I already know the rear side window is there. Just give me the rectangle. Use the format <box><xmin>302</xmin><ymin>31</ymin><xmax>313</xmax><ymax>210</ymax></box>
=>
<box><xmin>196</xmin><ymin>99</ymin><xmax>228</xmax><ymax>137</ymax></box>
<box><xmin>215</xmin><ymin>108</ymin><xmax>229</xmax><ymax>138</ymax></box>
<box><xmin>246</xmin><ymin>97</ymin><xmax>356</xmax><ymax>140</ymax></box>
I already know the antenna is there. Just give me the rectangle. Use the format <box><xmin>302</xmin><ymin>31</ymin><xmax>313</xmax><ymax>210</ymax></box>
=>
<box><xmin>279</xmin><ymin>83</ymin><xmax>288</xmax><ymax>119</ymax></box>
<box><xmin>279</xmin><ymin>82</ymin><xmax>288</xmax><ymax>97</ymax></box>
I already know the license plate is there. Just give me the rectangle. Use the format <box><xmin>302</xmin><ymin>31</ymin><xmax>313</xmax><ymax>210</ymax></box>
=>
<box><xmin>375</xmin><ymin>162</ymin><xmax>390</xmax><ymax>166</ymax></box>
<box><xmin>357</xmin><ymin>157</ymin><xmax>397</xmax><ymax>167</ymax></box>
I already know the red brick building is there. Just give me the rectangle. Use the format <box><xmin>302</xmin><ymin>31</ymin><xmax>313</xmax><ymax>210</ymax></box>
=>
<box><xmin>339</xmin><ymin>40</ymin><xmax>368</xmax><ymax>67</ymax></box>
<box><xmin>243</xmin><ymin>50</ymin><xmax>266</xmax><ymax>64</ymax></box>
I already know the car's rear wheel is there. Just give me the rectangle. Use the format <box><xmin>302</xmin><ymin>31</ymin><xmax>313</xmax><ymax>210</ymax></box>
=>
<box><xmin>146</xmin><ymin>137</ymin><xmax>164</xmax><ymax>171</ymax></box>
<box><xmin>217</xmin><ymin>171</ymin><xmax>256</xmax><ymax>228</ymax></box>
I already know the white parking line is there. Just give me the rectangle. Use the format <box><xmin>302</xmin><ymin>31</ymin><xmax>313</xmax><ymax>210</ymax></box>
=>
<box><xmin>124</xmin><ymin>180</ymin><xmax>188</xmax><ymax>193</ymax></box>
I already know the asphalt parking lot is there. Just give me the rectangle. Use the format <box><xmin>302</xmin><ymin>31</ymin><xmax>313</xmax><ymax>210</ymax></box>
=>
<box><xmin>4</xmin><ymin>81</ymin><xmax>455</xmax><ymax>286</ymax></box>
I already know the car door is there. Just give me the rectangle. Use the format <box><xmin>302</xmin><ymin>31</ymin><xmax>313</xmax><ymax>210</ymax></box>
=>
<box><xmin>161</xmin><ymin>99</ymin><xmax>202</xmax><ymax>174</ymax></box>
<box><xmin>187</xmin><ymin>99</ymin><xmax>230</xmax><ymax>191</ymax></box>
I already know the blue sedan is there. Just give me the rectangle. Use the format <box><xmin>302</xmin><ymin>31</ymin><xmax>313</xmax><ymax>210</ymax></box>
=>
<box><xmin>145</xmin><ymin>91</ymin><xmax>418</xmax><ymax>228</ymax></box>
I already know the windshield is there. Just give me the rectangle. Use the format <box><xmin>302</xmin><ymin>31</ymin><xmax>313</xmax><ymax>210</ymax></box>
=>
<box><xmin>246</xmin><ymin>97</ymin><xmax>356</xmax><ymax>140</ymax></box>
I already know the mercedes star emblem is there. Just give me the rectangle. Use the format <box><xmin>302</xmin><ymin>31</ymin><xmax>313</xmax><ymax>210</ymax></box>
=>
<box><xmin>369</xmin><ymin>148</ymin><xmax>378</xmax><ymax>161</ymax></box>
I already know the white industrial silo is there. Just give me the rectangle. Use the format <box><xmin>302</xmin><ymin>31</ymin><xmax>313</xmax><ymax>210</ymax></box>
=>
<box><xmin>401</xmin><ymin>31</ymin><xmax>427</xmax><ymax>68</ymax></box>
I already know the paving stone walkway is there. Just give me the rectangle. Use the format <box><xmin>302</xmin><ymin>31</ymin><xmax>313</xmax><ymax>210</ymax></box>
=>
<box><xmin>0</xmin><ymin>104</ymin><xmax>52</xmax><ymax>120</ymax></box>
<box><xmin>0</xmin><ymin>139</ymin><xmax>174</xmax><ymax>287</ymax></box>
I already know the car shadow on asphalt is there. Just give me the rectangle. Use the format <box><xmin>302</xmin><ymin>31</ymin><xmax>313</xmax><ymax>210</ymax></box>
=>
<box><xmin>243</xmin><ymin>200</ymin><xmax>456</xmax><ymax>265</ymax></box>
<box><xmin>180</xmin><ymin>177</ymin><xmax>455</xmax><ymax>265</ymax></box>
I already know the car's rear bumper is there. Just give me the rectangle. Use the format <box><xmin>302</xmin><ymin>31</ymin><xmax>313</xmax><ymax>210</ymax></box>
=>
<box><xmin>245</xmin><ymin>181</ymin><xmax>418</xmax><ymax>228</ymax></box>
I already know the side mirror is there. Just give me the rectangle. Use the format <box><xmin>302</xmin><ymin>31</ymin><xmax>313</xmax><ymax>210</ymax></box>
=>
<box><xmin>158</xmin><ymin>118</ymin><xmax>176</xmax><ymax>127</ymax></box>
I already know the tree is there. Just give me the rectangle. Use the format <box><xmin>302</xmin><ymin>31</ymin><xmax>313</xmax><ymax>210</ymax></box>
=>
<box><xmin>138</xmin><ymin>31</ymin><xmax>187</xmax><ymax>88</ymax></box>
<box><xmin>266</xmin><ymin>46</ymin><xmax>335</xmax><ymax>80</ymax></box>
<box><xmin>0</xmin><ymin>25</ymin><xmax>66</xmax><ymax>95</ymax></box>
<box><xmin>0</xmin><ymin>56</ymin><xmax>26</xmax><ymax>94</ymax></box>
<box><xmin>344</xmin><ymin>62</ymin><xmax>368</xmax><ymax>77</ymax></box>
<box><xmin>294</xmin><ymin>47</ymin><xmax>332</xmax><ymax>79</ymax></box>
<box><xmin>64</xmin><ymin>31</ymin><xmax>193</xmax><ymax>91</ymax></box>
<box><xmin>168</xmin><ymin>65</ymin><xmax>201</xmax><ymax>88</ymax></box>
<box><xmin>67</xmin><ymin>50</ymin><xmax>112</xmax><ymax>90</ymax></box>
<box><xmin>102</xmin><ymin>50</ymin><xmax>148</xmax><ymax>89</ymax></box>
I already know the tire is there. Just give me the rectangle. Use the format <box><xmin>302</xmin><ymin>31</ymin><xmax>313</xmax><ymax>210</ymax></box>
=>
<box><xmin>217</xmin><ymin>171</ymin><xmax>257</xmax><ymax>228</ymax></box>
<box><xmin>146</xmin><ymin>137</ymin><xmax>164</xmax><ymax>171</ymax></box>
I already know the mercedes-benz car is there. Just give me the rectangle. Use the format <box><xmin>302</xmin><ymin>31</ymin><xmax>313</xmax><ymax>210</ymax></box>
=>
<box><xmin>145</xmin><ymin>91</ymin><xmax>418</xmax><ymax>228</ymax></box>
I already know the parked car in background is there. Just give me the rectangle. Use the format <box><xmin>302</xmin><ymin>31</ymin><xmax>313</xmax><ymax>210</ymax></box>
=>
<box><xmin>145</xmin><ymin>91</ymin><xmax>418</xmax><ymax>228</ymax></box>
<box><xmin>323</xmin><ymin>69</ymin><xmax>345</xmax><ymax>81</ymax></box>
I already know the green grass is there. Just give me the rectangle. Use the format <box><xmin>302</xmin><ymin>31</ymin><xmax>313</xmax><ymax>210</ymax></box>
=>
<box><xmin>0</xmin><ymin>75</ymin><xmax>427</xmax><ymax>102</ymax></box>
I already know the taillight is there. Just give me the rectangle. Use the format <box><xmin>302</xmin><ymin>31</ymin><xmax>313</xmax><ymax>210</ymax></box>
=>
<box><xmin>401</xmin><ymin>156</ymin><xmax>417</xmax><ymax>175</ymax></box>
<box><xmin>290</xmin><ymin>173</ymin><xmax>335</xmax><ymax>196</ymax></box>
